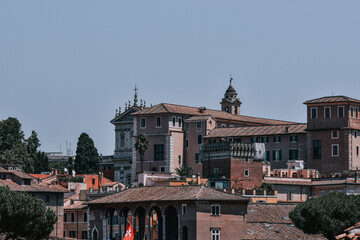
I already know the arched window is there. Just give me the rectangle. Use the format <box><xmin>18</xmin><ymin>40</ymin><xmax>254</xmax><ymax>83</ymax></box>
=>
<box><xmin>225</xmin><ymin>106</ymin><xmax>229</xmax><ymax>113</ymax></box>
<box><xmin>92</xmin><ymin>228</ymin><xmax>98</xmax><ymax>240</ymax></box>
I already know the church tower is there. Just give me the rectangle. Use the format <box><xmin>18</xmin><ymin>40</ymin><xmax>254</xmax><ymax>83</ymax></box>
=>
<box><xmin>220</xmin><ymin>76</ymin><xmax>242</xmax><ymax>115</ymax></box>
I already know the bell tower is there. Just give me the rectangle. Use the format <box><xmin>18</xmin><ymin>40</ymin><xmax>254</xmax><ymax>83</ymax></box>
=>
<box><xmin>220</xmin><ymin>76</ymin><xmax>242</xmax><ymax>115</ymax></box>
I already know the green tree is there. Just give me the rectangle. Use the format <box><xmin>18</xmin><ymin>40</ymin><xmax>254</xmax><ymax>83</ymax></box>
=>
<box><xmin>0</xmin><ymin>149</ymin><xmax>16</xmax><ymax>164</ymax></box>
<box><xmin>175</xmin><ymin>164</ymin><xmax>194</xmax><ymax>178</ymax></box>
<box><xmin>289</xmin><ymin>192</ymin><xmax>360</xmax><ymax>239</ymax></box>
<box><xmin>34</xmin><ymin>151</ymin><xmax>49</xmax><ymax>174</ymax></box>
<box><xmin>0</xmin><ymin>186</ymin><xmax>57</xmax><ymax>239</ymax></box>
<box><xmin>74</xmin><ymin>133</ymin><xmax>99</xmax><ymax>174</ymax></box>
<box><xmin>67</xmin><ymin>157</ymin><xmax>74</xmax><ymax>175</ymax></box>
<box><xmin>11</xmin><ymin>143</ymin><xmax>34</xmax><ymax>173</ymax></box>
<box><xmin>134</xmin><ymin>133</ymin><xmax>149</xmax><ymax>173</ymax></box>
<box><xmin>0</xmin><ymin>117</ymin><xmax>24</xmax><ymax>153</ymax></box>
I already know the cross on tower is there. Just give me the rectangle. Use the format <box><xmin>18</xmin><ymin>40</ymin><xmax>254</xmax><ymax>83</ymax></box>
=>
<box><xmin>133</xmin><ymin>84</ymin><xmax>138</xmax><ymax>106</ymax></box>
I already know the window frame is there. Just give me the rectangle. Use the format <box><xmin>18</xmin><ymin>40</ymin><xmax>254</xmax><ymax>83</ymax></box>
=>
<box><xmin>196</xmin><ymin>122</ymin><xmax>202</xmax><ymax>132</ymax></box>
<box><xmin>154</xmin><ymin>144</ymin><xmax>165</xmax><ymax>161</ymax></box>
<box><xmin>324</xmin><ymin>107</ymin><xmax>331</xmax><ymax>118</ymax></box>
<box><xmin>332</xmin><ymin>130</ymin><xmax>339</xmax><ymax>139</ymax></box>
<box><xmin>198</xmin><ymin>134</ymin><xmax>203</xmax><ymax>145</ymax></box>
<box><xmin>290</xmin><ymin>135</ymin><xmax>298</xmax><ymax>142</ymax></box>
<box><xmin>211</xmin><ymin>228</ymin><xmax>221</xmax><ymax>240</ymax></box>
<box><xmin>71</xmin><ymin>212</ymin><xmax>75</xmax><ymax>223</ymax></box>
<box><xmin>273</xmin><ymin>136</ymin><xmax>281</xmax><ymax>143</ymax></box>
<box><xmin>351</xmin><ymin>106</ymin><xmax>354</xmax><ymax>118</ymax></box>
<box><xmin>311</xmin><ymin>107</ymin><xmax>318</xmax><ymax>119</ymax></box>
<box><xmin>332</xmin><ymin>144</ymin><xmax>339</xmax><ymax>156</ymax></box>
<box><xmin>313</xmin><ymin>140</ymin><xmax>322</xmax><ymax>159</ymax></box>
<box><xmin>244</xmin><ymin>169</ymin><xmax>249</xmax><ymax>177</ymax></box>
<box><xmin>178</xmin><ymin>117</ymin><xmax>182</xmax><ymax>127</ymax></box>
<box><xmin>273</xmin><ymin>149</ymin><xmax>281</xmax><ymax>161</ymax></box>
<box><xmin>140</xmin><ymin>117</ymin><xmax>146</xmax><ymax>129</ymax></box>
<box><xmin>338</xmin><ymin>106</ymin><xmax>344</xmax><ymax>118</ymax></box>
<box><xmin>211</xmin><ymin>204</ymin><xmax>220</xmax><ymax>216</ymax></box>
<box><xmin>156</xmin><ymin>116</ymin><xmax>162</xmax><ymax>128</ymax></box>
<box><xmin>172</xmin><ymin>116</ymin><xmax>176</xmax><ymax>127</ymax></box>
<box><xmin>182</xmin><ymin>204</ymin><xmax>187</xmax><ymax>215</ymax></box>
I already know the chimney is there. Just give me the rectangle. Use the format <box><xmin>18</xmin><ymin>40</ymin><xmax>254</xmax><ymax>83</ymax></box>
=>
<box><xmin>199</xmin><ymin>107</ymin><xmax>206</xmax><ymax>113</ymax></box>
<box><xmin>356</xmin><ymin>168</ymin><xmax>359</xmax><ymax>183</ymax></box>
<box><xmin>197</xmin><ymin>173</ymin><xmax>201</xmax><ymax>185</ymax></box>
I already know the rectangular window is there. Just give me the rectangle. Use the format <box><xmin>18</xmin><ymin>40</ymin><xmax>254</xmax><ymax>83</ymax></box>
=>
<box><xmin>264</xmin><ymin>151</ymin><xmax>270</xmax><ymax>161</ymax></box>
<box><xmin>245</xmin><ymin>157</ymin><xmax>249</xmax><ymax>164</ymax></box>
<box><xmin>172</xmin><ymin>116</ymin><xmax>176</xmax><ymax>127</ymax></box>
<box><xmin>195</xmin><ymin>153</ymin><xmax>200</xmax><ymax>163</ymax></box>
<box><xmin>69</xmin><ymin>231</ymin><xmax>76</xmax><ymax>238</ymax></box>
<box><xmin>83</xmin><ymin>212</ymin><xmax>87</xmax><ymax>222</ymax></box>
<box><xmin>178</xmin><ymin>117</ymin><xmax>182</xmax><ymax>127</ymax></box>
<box><xmin>273</xmin><ymin>150</ymin><xmax>281</xmax><ymax>161</ymax></box>
<box><xmin>351</xmin><ymin>107</ymin><xmax>354</xmax><ymax>117</ymax></box>
<box><xmin>324</xmin><ymin>107</ymin><xmax>331</xmax><ymax>118</ymax></box>
<box><xmin>244</xmin><ymin>169</ymin><xmax>249</xmax><ymax>177</ymax></box>
<box><xmin>313</xmin><ymin>140</ymin><xmax>322</xmax><ymax>159</ymax></box>
<box><xmin>290</xmin><ymin>135</ymin><xmax>297</xmax><ymax>142</ymax></box>
<box><xmin>82</xmin><ymin>231</ymin><xmax>88</xmax><ymax>239</ymax></box>
<box><xmin>64</xmin><ymin>213</ymin><xmax>67</xmax><ymax>222</ymax></box>
<box><xmin>185</xmin><ymin>140</ymin><xmax>189</xmax><ymax>148</ymax></box>
<box><xmin>357</xmin><ymin>146</ymin><xmax>359</xmax><ymax>157</ymax></box>
<box><xmin>71</xmin><ymin>212</ymin><xmax>75</xmax><ymax>222</ymax></box>
<box><xmin>154</xmin><ymin>144</ymin><xmax>165</xmax><ymax>161</ymax></box>
<box><xmin>356</xmin><ymin>107</ymin><xmax>359</xmax><ymax>118</ymax></box>
<box><xmin>211</xmin><ymin>205</ymin><xmax>220</xmax><ymax>216</ymax></box>
<box><xmin>332</xmin><ymin>144</ymin><xmax>339</xmax><ymax>156</ymax></box>
<box><xmin>140</xmin><ymin>118</ymin><xmax>146</xmax><ymax>129</ymax></box>
<box><xmin>214</xmin><ymin>168</ymin><xmax>219</xmax><ymax>175</ymax></box>
<box><xmin>196</xmin><ymin>122</ymin><xmax>202</xmax><ymax>131</ymax></box>
<box><xmin>332</xmin><ymin>130</ymin><xmax>339</xmax><ymax>139</ymax></box>
<box><xmin>289</xmin><ymin>149</ymin><xmax>298</xmax><ymax>160</ymax></box>
<box><xmin>211</xmin><ymin>228</ymin><xmax>220</xmax><ymax>240</ymax></box>
<box><xmin>251</xmin><ymin>137</ymin><xmax>258</xmax><ymax>143</ymax></box>
<box><xmin>338</xmin><ymin>106</ymin><xmax>344</xmax><ymax>118</ymax></box>
<box><xmin>311</xmin><ymin>108</ymin><xmax>317</xmax><ymax>119</ymax></box>
<box><xmin>160</xmin><ymin>166</ymin><xmax>165</xmax><ymax>172</ymax></box>
<box><xmin>182</xmin><ymin>204</ymin><xmax>187</xmax><ymax>215</ymax></box>
<box><xmin>63</xmin><ymin>231</ymin><xmax>66</xmax><ymax>238</ymax></box>
<box><xmin>261</xmin><ymin>137</ymin><xmax>269</xmax><ymax>143</ymax></box>
<box><xmin>156</xmin><ymin>116</ymin><xmax>162</xmax><ymax>128</ymax></box>
<box><xmin>273</xmin><ymin>136</ymin><xmax>281</xmax><ymax>143</ymax></box>
<box><xmin>198</xmin><ymin>135</ymin><xmax>203</xmax><ymax>144</ymax></box>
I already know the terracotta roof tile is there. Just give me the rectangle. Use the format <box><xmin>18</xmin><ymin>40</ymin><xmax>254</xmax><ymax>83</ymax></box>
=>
<box><xmin>205</xmin><ymin>123</ymin><xmax>306</xmax><ymax>138</ymax></box>
<box><xmin>30</xmin><ymin>174</ymin><xmax>51</xmax><ymax>179</ymax></box>
<box><xmin>304</xmin><ymin>96</ymin><xmax>360</xmax><ymax>105</ymax></box>
<box><xmin>65</xmin><ymin>201</ymin><xmax>88</xmax><ymax>210</ymax></box>
<box><xmin>132</xmin><ymin>103</ymin><xmax>296</xmax><ymax>125</ymax></box>
<box><xmin>0</xmin><ymin>179</ymin><xmax>68</xmax><ymax>193</ymax></box>
<box><xmin>88</xmin><ymin>185</ymin><xmax>248</xmax><ymax>204</ymax></box>
<box><xmin>245</xmin><ymin>203</ymin><xmax>326</xmax><ymax>240</ymax></box>
<box><xmin>8</xmin><ymin>170</ymin><xmax>35</xmax><ymax>180</ymax></box>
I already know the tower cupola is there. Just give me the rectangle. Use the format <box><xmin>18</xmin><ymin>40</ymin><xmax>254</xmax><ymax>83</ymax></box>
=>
<box><xmin>220</xmin><ymin>76</ymin><xmax>242</xmax><ymax>115</ymax></box>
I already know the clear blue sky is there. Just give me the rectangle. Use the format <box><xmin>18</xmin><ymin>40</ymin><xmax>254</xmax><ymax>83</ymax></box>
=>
<box><xmin>1</xmin><ymin>1</ymin><xmax>360</xmax><ymax>155</ymax></box>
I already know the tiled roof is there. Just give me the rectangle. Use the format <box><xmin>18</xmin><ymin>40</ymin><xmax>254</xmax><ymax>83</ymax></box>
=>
<box><xmin>65</xmin><ymin>201</ymin><xmax>88</xmax><ymax>210</ymax></box>
<box><xmin>184</xmin><ymin>115</ymin><xmax>214</xmax><ymax>122</ymax></box>
<box><xmin>8</xmin><ymin>170</ymin><xmax>35</xmax><ymax>180</ymax></box>
<box><xmin>304</xmin><ymin>96</ymin><xmax>360</xmax><ymax>105</ymax></box>
<box><xmin>0</xmin><ymin>179</ymin><xmax>68</xmax><ymax>193</ymax></box>
<box><xmin>205</xmin><ymin>123</ymin><xmax>306</xmax><ymax>138</ymax></box>
<box><xmin>0</xmin><ymin>167</ymin><xmax>7</xmax><ymax>173</ymax></box>
<box><xmin>30</xmin><ymin>174</ymin><xmax>51</xmax><ymax>179</ymax></box>
<box><xmin>88</xmin><ymin>185</ymin><xmax>248</xmax><ymax>205</ymax></box>
<box><xmin>245</xmin><ymin>203</ymin><xmax>326</xmax><ymax>240</ymax></box>
<box><xmin>336</xmin><ymin>222</ymin><xmax>360</xmax><ymax>239</ymax></box>
<box><xmin>132</xmin><ymin>103</ymin><xmax>296</xmax><ymax>125</ymax></box>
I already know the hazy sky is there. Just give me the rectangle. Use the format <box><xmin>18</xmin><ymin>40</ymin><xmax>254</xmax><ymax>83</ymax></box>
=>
<box><xmin>1</xmin><ymin>1</ymin><xmax>360</xmax><ymax>155</ymax></box>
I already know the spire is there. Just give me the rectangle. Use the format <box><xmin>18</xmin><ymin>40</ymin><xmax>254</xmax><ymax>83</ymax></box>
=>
<box><xmin>230</xmin><ymin>74</ymin><xmax>233</xmax><ymax>85</ymax></box>
<box><xmin>133</xmin><ymin>85</ymin><xmax>138</xmax><ymax>106</ymax></box>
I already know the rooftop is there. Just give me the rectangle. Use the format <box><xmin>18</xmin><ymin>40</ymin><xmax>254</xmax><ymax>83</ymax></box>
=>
<box><xmin>205</xmin><ymin>123</ymin><xmax>306</xmax><ymax>138</ymax></box>
<box><xmin>132</xmin><ymin>103</ymin><xmax>296</xmax><ymax>125</ymax></box>
<box><xmin>304</xmin><ymin>95</ymin><xmax>360</xmax><ymax>105</ymax></box>
<box><xmin>245</xmin><ymin>203</ymin><xmax>326</xmax><ymax>240</ymax></box>
<box><xmin>0</xmin><ymin>179</ymin><xmax>68</xmax><ymax>193</ymax></box>
<box><xmin>88</xmin><ymin>185</ymin><xmax>249</xmax><ymax>205</ymax></box>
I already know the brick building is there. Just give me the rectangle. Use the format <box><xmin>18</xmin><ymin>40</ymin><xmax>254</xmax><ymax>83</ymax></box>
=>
<box><xmin>87</xmin><ymin>185</ymin><xmax>249</xmax><ymax>240</ymax></box>
<box><xmin>64</xmin><ymin>201</ymin><xmax>88</xmax><ymax>239</ymax></box>
<box><xmin>200</xmin><ymin>142</ymin><xmax>265</xmax><ymax>190</ymax></box>
<box><xmin>304</xmin><ymin>96</ymin><xmax>360</xmax><ymax>174</ymax></box>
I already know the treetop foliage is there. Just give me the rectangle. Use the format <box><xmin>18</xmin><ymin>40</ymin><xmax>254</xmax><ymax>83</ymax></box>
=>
<box><xmin>75</xmin><ymin>132</ymin><xmax>99</xmax><ymax>174</ymax></box>
<box><xmin>175</xmin><ymin>164</ymin><xmax>194</xmax><ymax>178</ymax></box>
<box><xmin>289</xmin><ymin>192</ymin><xmax>360</xmax><ymax>239</ymax></box>
<box><xmin>0</xmin><ymin>186</ymin><xmax>57</xmax><ymax>239</ymax></box>
<box><xmin>0</xmin><ymin>117</ymin><xmax>49</xmax><ymax>173</ymax></box>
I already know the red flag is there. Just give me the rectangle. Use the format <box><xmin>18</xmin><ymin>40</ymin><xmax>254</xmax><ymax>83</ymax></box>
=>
<box><xmin>123</xmin><ymin>220</ymin><xmax>134</xmax><ymax>240</ymax></box>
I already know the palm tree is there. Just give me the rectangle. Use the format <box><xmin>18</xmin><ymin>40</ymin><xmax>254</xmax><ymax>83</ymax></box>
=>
<box><xmin>175</xmin><ymin>164</ymin><xmax>194</xmax><ymax>179</ymax></box>
<box><xmin>0</xmin><ymin>149</ymin><xmax>16</xmax><ymax>164</ymax></box>
<box><xmin>134</xmin><ymin>133</ymin><xmax>149</xmax><ymax>173</ymax></box>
